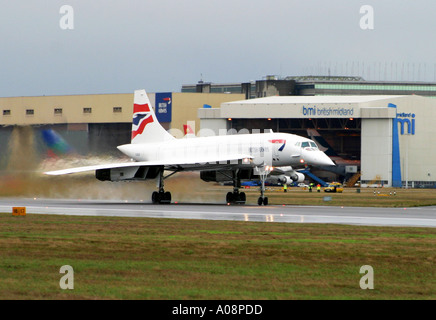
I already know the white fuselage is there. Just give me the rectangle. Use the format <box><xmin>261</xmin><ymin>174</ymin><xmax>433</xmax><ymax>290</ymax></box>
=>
<box><xmin>117</xmin><ymin>132</ymin><xmax>334</xmax><ymax>169</ymax></box>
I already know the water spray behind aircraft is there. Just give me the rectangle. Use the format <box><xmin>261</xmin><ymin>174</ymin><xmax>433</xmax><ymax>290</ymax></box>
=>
<box><xmin>0</xmin><ymin>126</ymin><xmax>218</xmax><ymax>202</ymax></box>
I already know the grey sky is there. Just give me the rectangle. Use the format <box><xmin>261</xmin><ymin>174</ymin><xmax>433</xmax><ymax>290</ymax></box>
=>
<box><xmin>1</xmin><ymin>0</ymin><xmax>436</xmax><ymax>96</ymax></box>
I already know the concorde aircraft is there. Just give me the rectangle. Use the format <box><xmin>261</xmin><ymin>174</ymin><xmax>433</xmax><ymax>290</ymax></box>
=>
<box><xmin>45</xmin><ymin>90</ymin><xmax>334</xmax><ymax>205</ymax></box>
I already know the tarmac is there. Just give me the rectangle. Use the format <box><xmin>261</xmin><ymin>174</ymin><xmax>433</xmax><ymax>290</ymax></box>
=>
<box><xmin>1</xmin><ymin>198</ymin><xmax>436</xmax><ymax>227</ymax></box>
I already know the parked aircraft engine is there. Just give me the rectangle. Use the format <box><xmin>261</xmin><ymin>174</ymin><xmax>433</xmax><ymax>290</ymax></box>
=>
<box><xmin>275</xmin><ymin>172</ymin><xmax>304</xmax><ymax>184</ymax></box>
<box><xmin>290</xmin><ymin>172</ymin><xmax>305</xmax><ymax>183</ymax></box>
<box><xmin>276</xmin><ymin>175</ymin><xmax>293</xmax><ymax>185</ymax></box>
<box><xmin>266</xmin><ymin>171</ymin><xmax>306</xmax><ymax>185</ymax></box>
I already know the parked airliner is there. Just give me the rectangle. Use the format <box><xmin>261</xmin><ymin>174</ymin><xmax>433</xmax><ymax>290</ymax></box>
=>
<box><xmin>307</xmin><ymin>128</ymin><xmax>360</xmax><ymax>178</ymax></box>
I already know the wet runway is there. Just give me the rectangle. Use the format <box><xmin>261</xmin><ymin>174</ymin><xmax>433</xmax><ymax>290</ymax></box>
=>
<box><xmin>1</xmin><ymin>198</ymin><xmax>436</xmax><ymax>227</ymax></box>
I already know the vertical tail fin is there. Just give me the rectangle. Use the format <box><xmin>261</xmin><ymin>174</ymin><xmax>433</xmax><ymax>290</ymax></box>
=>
<box><xmin>183</xmin><ymin>124</ymin><xmax>194</xmax><ymax>135</ymax></box>
<box><xmin>183</xmin><ymin>122</ymin><xmax>196</xmax><ymax>138</ymax></box>
<box><xmin>131</xmin><ymin>89</ymin><xmax>175</xmax><ymax>144</ymax></box>
<box><xmin>41</xmin><ymin>129</ymin><xmax>74</xmax><ymax>157</ymax></box>
<box><xmin>306</xmin><ymin>128</ymin><xmax>339</xmax><ymax>157</ymax></box>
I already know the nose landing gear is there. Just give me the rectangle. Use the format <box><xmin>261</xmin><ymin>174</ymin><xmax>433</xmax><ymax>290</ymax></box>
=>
<box><xmin>257</xmin><ymin>196</ymin><xmax>268</xmax><ymax>206</ymax></box>
<box><xmin>257</xmin><ymin>165</ymin><xmax>271</xmax><ymax>206</ymax></box>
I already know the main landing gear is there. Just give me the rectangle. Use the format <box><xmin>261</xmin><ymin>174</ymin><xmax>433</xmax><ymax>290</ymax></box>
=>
<box><xmin>151</xmin><ymin>168</ymin><xmax>175</xmax><ymax>204</ymax></box>
<box><xmin>226</xmin><ymin>190</ymin><xmax>246</xmax><ymax>204</ymax></box>
<box><xmin>225</xmin><ymin>170</ymin><xmax>246</xmax><ymax>205</ymax></box>
<box><xmin>152</xmin><ymin>190</ymin><xmax>171</xmax><ymax>204</ymax></box>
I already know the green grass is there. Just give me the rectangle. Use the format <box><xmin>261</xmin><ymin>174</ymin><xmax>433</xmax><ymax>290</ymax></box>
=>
<box><xmin>0</xmin><ymin>213</ymin><xmax>434</xmax><ymax>300</ymax></box>
<box><xmin>244</xmin><ymin>186</ymin><xmax>436</xmax><ymax>207</ymax></box>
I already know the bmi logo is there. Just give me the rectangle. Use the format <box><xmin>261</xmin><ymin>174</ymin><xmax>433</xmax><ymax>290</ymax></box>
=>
<box><xmin>396</xmin><ymin>113</ymin><xmax>415</xmax><ymax>135</ymax></box>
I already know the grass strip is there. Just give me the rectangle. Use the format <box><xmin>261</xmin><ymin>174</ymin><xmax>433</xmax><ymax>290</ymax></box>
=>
<box><xmin>0</xmin><ymin>212</ymin><xmax>434</xmax><ymax>299</ymax></box>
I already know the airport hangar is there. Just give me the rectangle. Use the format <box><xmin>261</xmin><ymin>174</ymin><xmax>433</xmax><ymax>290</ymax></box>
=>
<box><xmin>0</xmin><ymin>92</ymin><xmax>244</xmax><ymax>158</ymax></box>
<box><xmin>198</xmin><ymin>95</ymin><xmax>436</xmax><ymax>188</ymax></box>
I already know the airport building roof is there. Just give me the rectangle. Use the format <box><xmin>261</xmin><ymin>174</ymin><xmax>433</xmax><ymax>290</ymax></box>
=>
<box><xmin>198</xmin><ymin>95</ymin><xmax>426</xmax><ymax>120</ymax></box>
<box><xmin>222</xmin><ymin>95</ymin><xmax>404</xmax><ymax>105</ymax></box>
<box><xmin>183</xmin><ymin>77</ymin><xmax>436</xmax><ymax>98</ymax></box>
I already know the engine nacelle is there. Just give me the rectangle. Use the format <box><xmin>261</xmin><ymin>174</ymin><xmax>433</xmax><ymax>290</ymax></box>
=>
<box><xmin>290</xmin><ymin>172</ymin><xmax>305</xmax><ymax>183</ymax></box>
<box><xmin>267</xmin><ymin>172</ymin><xmax>305</xmax><ymax>185</ymax></box>
<box><xmin>95</xmin><ymin>166</ymin><xmax>161</xmax><ymax>181</ymax></box>
<box><xmin>276</xmin><ymin>175</ymin><xmax>292</xmax><ymax>185</ymax></box>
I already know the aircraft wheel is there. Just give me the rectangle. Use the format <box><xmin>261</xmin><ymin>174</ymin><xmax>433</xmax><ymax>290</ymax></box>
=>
<box><xmin>239</xmin><ymin>192</ymin><xmax>246</xmax><ymax>203</ymax></box>
<box><xmin>258</xmin><ymin>196</ymin><xmax>268</xmax><ymax>206</ymax></box>
<box><xmin>163</xmin><ymin>191</ymin><xmax>172</xmax><ymax>203</ymax></box>
<box><xmin>158</xmin><ymin>191</ymin><xmax>171</xmax><ymax>204</ymax></box>
<box><xmin>152</xmin><ymin>191</ymin><xmax>159</xmax><ymax>204</ymax></box>
<box><xmin>152</xmin><ymin>191</ymin><xmax>171</xmax><ymax>204</ymax></box>
<box><xmin>226</xmin><ymin>192</ymin><xmax>233</xmax><ymax>203</ymax></box>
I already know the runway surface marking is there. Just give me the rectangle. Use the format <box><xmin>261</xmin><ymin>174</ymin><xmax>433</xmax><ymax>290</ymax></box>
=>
<box><xmin>1</xmin><ymin>199</ymin><xmax>436</xmax><ymax>227</ymax></box>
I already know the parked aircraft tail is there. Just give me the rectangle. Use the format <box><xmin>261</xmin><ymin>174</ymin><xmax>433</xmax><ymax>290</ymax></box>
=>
<box><xmin>306</xmin><ymin>128</ymin><xmax>339</xmax><ymax>157</ymax></box>
<box><xmin>131</xmin><ymin>89</ymin><xmax>175</xmax><ymax>144</ymax></box>
<box><xmin>183</xmin><ymin>123</ymin><xmax>196</xmax><ymax>138</ymax></box>
<box><xmin>41</xmin><ymin>129</ymin><xmax>74</xmax><ymax>157</ymax></box>
<box><xmin>183</xmin><ymin>124</ymin><xmax>194</xmax><ymax>135</ymax></box>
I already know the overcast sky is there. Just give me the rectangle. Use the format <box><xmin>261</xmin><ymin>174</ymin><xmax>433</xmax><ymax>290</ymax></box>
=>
<box><xmin>1</xmin><ymin>0</ymin><xmax>436</xmax><ymax>96</ymax></box>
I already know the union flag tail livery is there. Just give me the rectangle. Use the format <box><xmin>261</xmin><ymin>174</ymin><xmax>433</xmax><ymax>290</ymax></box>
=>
<box><xmin>131</xmin><ymin>90</ymin><xmax>175</xmax><ymax>144</ymax></box>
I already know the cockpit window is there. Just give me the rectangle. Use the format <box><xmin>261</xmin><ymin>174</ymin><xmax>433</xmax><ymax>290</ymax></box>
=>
<box><xmin>300</xmin><ymin>140</ymin><xmax>319</xmax><ymax>151</ymax></box>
